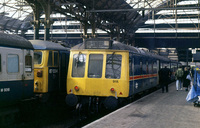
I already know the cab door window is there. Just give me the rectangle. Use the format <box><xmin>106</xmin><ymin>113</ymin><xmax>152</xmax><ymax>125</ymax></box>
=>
<box><xmin>54</xmin><ymin>51</ymin><xmax>59</xmax><ymax>66</ymax></box>
<box><xmin>72</xmin><ymin>54</ymin><xmax>86</xmax><ymax>77</ymax></box>
<box><xmin>106</xmin><ymin>54</ymin><xmax>122</xmax><ymax>79</ymax></box>
<box><xmin>48</xmin><ymin>51</ymin><xmax>53</xmax><ymax>66</ymax></box>
<box><xmin>34</xmin><ymin>51</ymin><xmax>42</xmax><ymax>64</ymax></box>
<box><xmin>25</xmin><ymin>55</ymin><xmax>32</xmax><ymax>72</ymax></box>
<box><xmin>88</xmin><ymin>54</ymin><xmax>103</xmax><ymax>78</ymax></box>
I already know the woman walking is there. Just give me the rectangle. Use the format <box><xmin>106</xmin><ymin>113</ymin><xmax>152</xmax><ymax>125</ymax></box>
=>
<box><xmin>183</xmin><ymin>67</ymin><xmax>191</xmax><ymax>91</ymax></box>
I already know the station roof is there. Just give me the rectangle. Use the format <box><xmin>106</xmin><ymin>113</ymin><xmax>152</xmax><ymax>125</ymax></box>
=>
<box><xmin>0</xmin><ymin>0</ymin><xmax>32</xmax><ymax>33</ymax></box>
<box><xmin>1</xmin><ymin>0</ymin><xmax>197</xmax><ymax>36</ymax></box>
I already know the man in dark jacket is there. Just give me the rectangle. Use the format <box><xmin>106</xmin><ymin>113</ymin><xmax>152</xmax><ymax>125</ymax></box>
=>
<box><xmin>159</xmin><ymin>65</ymin><xmax>172</xmax><ymax>93</ymax></box>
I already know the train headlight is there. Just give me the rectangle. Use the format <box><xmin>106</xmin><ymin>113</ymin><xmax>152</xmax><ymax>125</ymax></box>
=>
<box><xmin>37</xmin><ymin>70</ymin><xmax>43</xmax><ymax>77</ymax></box>
<box><xmin>35</xmin><ymin>81</ymin><xmax>39</xmax><ymax>90</ymax></box>
<box><xmin>110</xmin><ymin>88</ymin><xmax>115</xmax><ymax>93</ymax></box>
<box><xmin>74</xmin><ymin>86</ymin><xmax>79</xmax><ymax>91</ymax></box>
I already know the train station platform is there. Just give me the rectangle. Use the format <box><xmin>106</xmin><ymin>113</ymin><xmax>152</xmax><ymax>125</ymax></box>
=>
<box><xmin>83</xmin><ymin>82</ymin><xmax>200</xmax><ymax>128</ymax></box>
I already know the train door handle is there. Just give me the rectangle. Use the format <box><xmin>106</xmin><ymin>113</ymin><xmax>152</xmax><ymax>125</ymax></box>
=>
<box><xmin>22</xmin><ymin>74</ymin><xmax>25</xmax><ymax>80</ymax></box>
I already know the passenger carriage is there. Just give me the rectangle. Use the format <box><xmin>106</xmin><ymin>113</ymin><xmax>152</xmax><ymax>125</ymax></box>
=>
<box><xmin>0</xmin><ymin>33</ymin><xmax>34</xmax><ymax>107</ymax></box>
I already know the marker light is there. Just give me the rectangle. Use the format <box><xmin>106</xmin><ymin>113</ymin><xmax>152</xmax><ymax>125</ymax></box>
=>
<box><xmin>37</xmin><ymin>70</ymin><xmax>43</xmax><ymax>77</ymax></box>
<box><xmin>110</xmin><ymin>88</ymin><xmax>115</xmax><ymax>93</ymax></box>
<box><xmin>74</xmin><ymin>86</ymin><xmax>79</xmax><ymax>91</ymax></box>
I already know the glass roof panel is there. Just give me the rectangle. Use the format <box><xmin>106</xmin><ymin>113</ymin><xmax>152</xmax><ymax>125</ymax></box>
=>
<box><xmin>135</xmin><ymin>0</ymin><xmax>200</xmax><ymax>33</ymax></box>
<box><xmin>125</xmin><ymin>0</ymin><xmax>169</xmax><ymax>15</ymax></box>
<box><xmin>0</xmin><ymin>0</ymin><xmax>32</xmax><ymax>20</ymax></box>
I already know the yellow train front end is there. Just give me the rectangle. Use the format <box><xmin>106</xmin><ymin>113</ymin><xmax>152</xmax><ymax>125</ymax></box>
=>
<box><xmin>34</xmin><ymin>50</ymin><xmax>49</xmax><ymax>94</ymax></box>
<box><xmin>34</xmin><ymin>50</ymin><xmax>60</xmax><ymax>102</ymax></box>
<box><xmin>66</xmin><ymin>49</ymin><xmax>129</xmax><ymax>109</ymax></box>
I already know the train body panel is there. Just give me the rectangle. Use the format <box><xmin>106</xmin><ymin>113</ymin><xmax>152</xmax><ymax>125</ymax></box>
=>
<box><xmin>67</xmin><ymin>50</ymin><xmax>129</xmax><ymax>97</ymax></box>
<box><xmin>0</xmin><ymin>33</ymin><xmax>34</xmax><ymax>107</ymax></box>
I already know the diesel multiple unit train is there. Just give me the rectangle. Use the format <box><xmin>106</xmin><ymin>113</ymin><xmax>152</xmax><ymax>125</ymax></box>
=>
<box><xmin>65</xmin><ymin>38</ymin><xmax>181</xmax><ymax>110</ymax></box>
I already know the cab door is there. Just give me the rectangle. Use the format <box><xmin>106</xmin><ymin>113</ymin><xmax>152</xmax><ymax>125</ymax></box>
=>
<box><xmin>59</xmin><ymin>52</ymin><xmax>69</xmax><ymax>93</ymax></box>
<box><xmin>22</xmin><ymin>49</ymin><xmax>34</xmax><ymax>99</ymax></box>
<box><xmin>48</xmin><ymin>51</ymin><xmax>59</xmax><ymax>92</ymax></box>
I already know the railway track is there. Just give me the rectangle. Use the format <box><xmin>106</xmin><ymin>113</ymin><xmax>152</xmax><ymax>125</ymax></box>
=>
<box><xmin>5</xmin><ymin>86</ymin><xmax>159</xmax><ymax>128</ymax></box>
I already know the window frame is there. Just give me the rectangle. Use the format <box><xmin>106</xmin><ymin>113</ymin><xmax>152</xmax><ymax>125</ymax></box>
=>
<box><xmin>48</xmin><ymin>51</ymin><xmax>53</xmax><ymax>66</ymax></box>
<box><xmin>7</xmin><ymin>54</ymin><xmax>19</xmax><ymax>73</ymax></box>
<box><xmin>71</xmin><ymin>53</ymin><xmax>86</xmax><ymax>78</ymax></box>
<box><xmin>25</xmin><ymin>54</ymin><xmax>32</xmax><ymax>72</ymax></box>
<box><xmin>88</xmin><ymin>54</ymin><xmax>103</xmax><ymax>78</ymax></box>
<box><xmin>34</xmin><ymin>51</ymin><xmax>43</xmax><ymax>65</ymax></box>
<box><xmin>105</xmin><ymin>54</ymin><xmax>122</xmax><ymax>79</ymax></box>
<box><xmin>53</xmin><ymin>51</ymin><xmax>59</xmax><ymax>67</ymax></box>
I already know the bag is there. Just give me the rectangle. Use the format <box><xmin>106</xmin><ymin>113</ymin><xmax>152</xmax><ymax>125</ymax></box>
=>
<box><xmin>186</xmin><ymin>85</ymin><xmax>198</xmax><ymax>102</ymax></box>
<box><xmin>186</xmin><ymin>74</ymin><xmax>191</xmax><ymax>81</ymax></box>
<box><xmin>176</xmin><ymin>69</ymin><xmax>183</xmax><ymax>78</ymax></box>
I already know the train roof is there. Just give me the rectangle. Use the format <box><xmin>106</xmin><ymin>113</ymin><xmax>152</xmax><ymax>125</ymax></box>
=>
<box><xmin>0</xmin><ymin>32</ymin><xmax>33</xmax><ymax>49</ymax></box>
<box><xmin>29</xmin><ymin>40</ymin><xmax>69</xmax><ymax>51</ymax></box>
<box><xmin>72</xmin><ymin>40</ymin><xmax>169</xmax><ymax>60</ymax></box>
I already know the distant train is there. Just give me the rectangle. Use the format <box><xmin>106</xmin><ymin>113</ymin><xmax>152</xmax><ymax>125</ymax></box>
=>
<box><xmin>30</xmin><ymin>40</ymin><xmax>70</xmax><ymax>102</ymax></box>
<box><xmin>65</xmin><ymin>38</ymin><xmax>180</xmax><ymax>110</ymax></box>
<box><xmin>0</xmin><ymin>33</ymin><xmax>34</xmax><ymax>107</ymax></box>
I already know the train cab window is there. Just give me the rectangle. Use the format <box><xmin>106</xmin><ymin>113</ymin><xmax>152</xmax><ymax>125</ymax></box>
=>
<box><xmin>25</xmin><ymin>55</ymin><xmax>32</xmax><ymax>72</ymax></box>
<box><xmin>72</xmin><ymin>54</ymin><xmax>86</xmax><ymax>77</ymax></box>
<box><xmin>105</xmin><ymin>54</ymin><xmax>122</xmax><ymax>79</ymax></box>
<box><xmin>7</xmin><ymin>54</ymin><xmax>19</xmax><ymax>73</ymax></box>
<box><xmin>48</xmin><ymin>51</ymin><xmax>53</xmax><ymax>66</ymax></box>
<box><xmin>34</xmin><ymin>51</ymin><xmax>42</xmax><ymax>64</ymax></box>
<box><xmin>88</xmin><ymin>54</ymin><xmax>103</xmax><ymax>78</ymax></box>
<box><xmin>153</xmin><ymin>61</ymin><xmax>157</xmax><ymax>73</ymax></box>
<box><xmin>54</xmin><ymin>52</ymin><xmax>59</xmax><ymax>66</ymax></box>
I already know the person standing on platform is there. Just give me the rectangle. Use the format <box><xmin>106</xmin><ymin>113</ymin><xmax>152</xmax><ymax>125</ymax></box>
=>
<box><xmin>175</xmin><ymin>66</ymin><xmax>184</xmax><ymax>91</ymax></box>
<box><xmin>183</xmin><ymin>67</ymin><xmax>191</xmax><ymax>91</ymax></box>
<box><xmin>159</xmin><ymin>65</ymin><xmax>172</xmax><ymax>93</ymax></box>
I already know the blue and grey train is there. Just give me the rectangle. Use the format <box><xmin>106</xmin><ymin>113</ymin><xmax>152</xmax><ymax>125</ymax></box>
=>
<box><xmin>0</xmin><ymin>33</ymin><xmax>34</xmax><ymax>107</ymax></box>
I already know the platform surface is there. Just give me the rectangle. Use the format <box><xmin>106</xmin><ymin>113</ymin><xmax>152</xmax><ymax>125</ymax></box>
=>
<box><xmin>83</xmin><ymin>82</ymin><xmax>200</xmax><ymax>128</ymax></box>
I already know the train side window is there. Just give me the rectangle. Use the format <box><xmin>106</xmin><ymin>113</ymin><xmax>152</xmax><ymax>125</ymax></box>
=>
<box><xmin>105</xmin><ymin>54</ymin><xmax>122</xmax><ymax>79</ymax></box>
<box><xmin>0</xmin><ymin>54</ymin><xmax>1</xmax><ymax>72</ymax></box>
<box><xmin>25</xmin><ymin>55</ymin><xmax>32</xmax><ymax>72</ymax></box>
<box><xmin>72</xmin><ymin>54</ymin><xmax>86</xmax><ymax>77</ymax></box>
<box><xmin>88</xmin><ymin>54</ymin><xmax>103</xmax><ymax>78</ymax></box>
<box><xmin>7</xmin><ymin>54</ymin><xmax>19</xmax><ymax>73</ymax></box>
<box><xmin>48</xmin><ymin>51</ymin><xmax>53</xmax><ymax>66</ymax></box>
<box><xmin>34</xmin><ymin>51</ymin><xmax>42</xmax><ymax>64</ymax></box>
<box><xmin>129</xmin><ymin>58</ymin><xmax>132</xmax><ymax>76</ymax></box>
<box><xmin>54</xmin><ymin>51</ymin><xmax>59</xmax><ymax>66</ymax></box>
<box><xmin>148</xmin><ymin>62</ymin><xmax>152</xmax><ymax>74</ymax></box>
<box><xmin>153</xmin><ymin>61</ymin><xmax>157</xmax><ymax>73</ymax></box>
<box><xmin>140</xmin><ymin>61</ymin><xmax>142</xmax><ymax>74</ymax></box>
<box><xmin>146</xmin><ymin>61</ymin><xmax>148</xmax><ymax>74</ymax></box>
